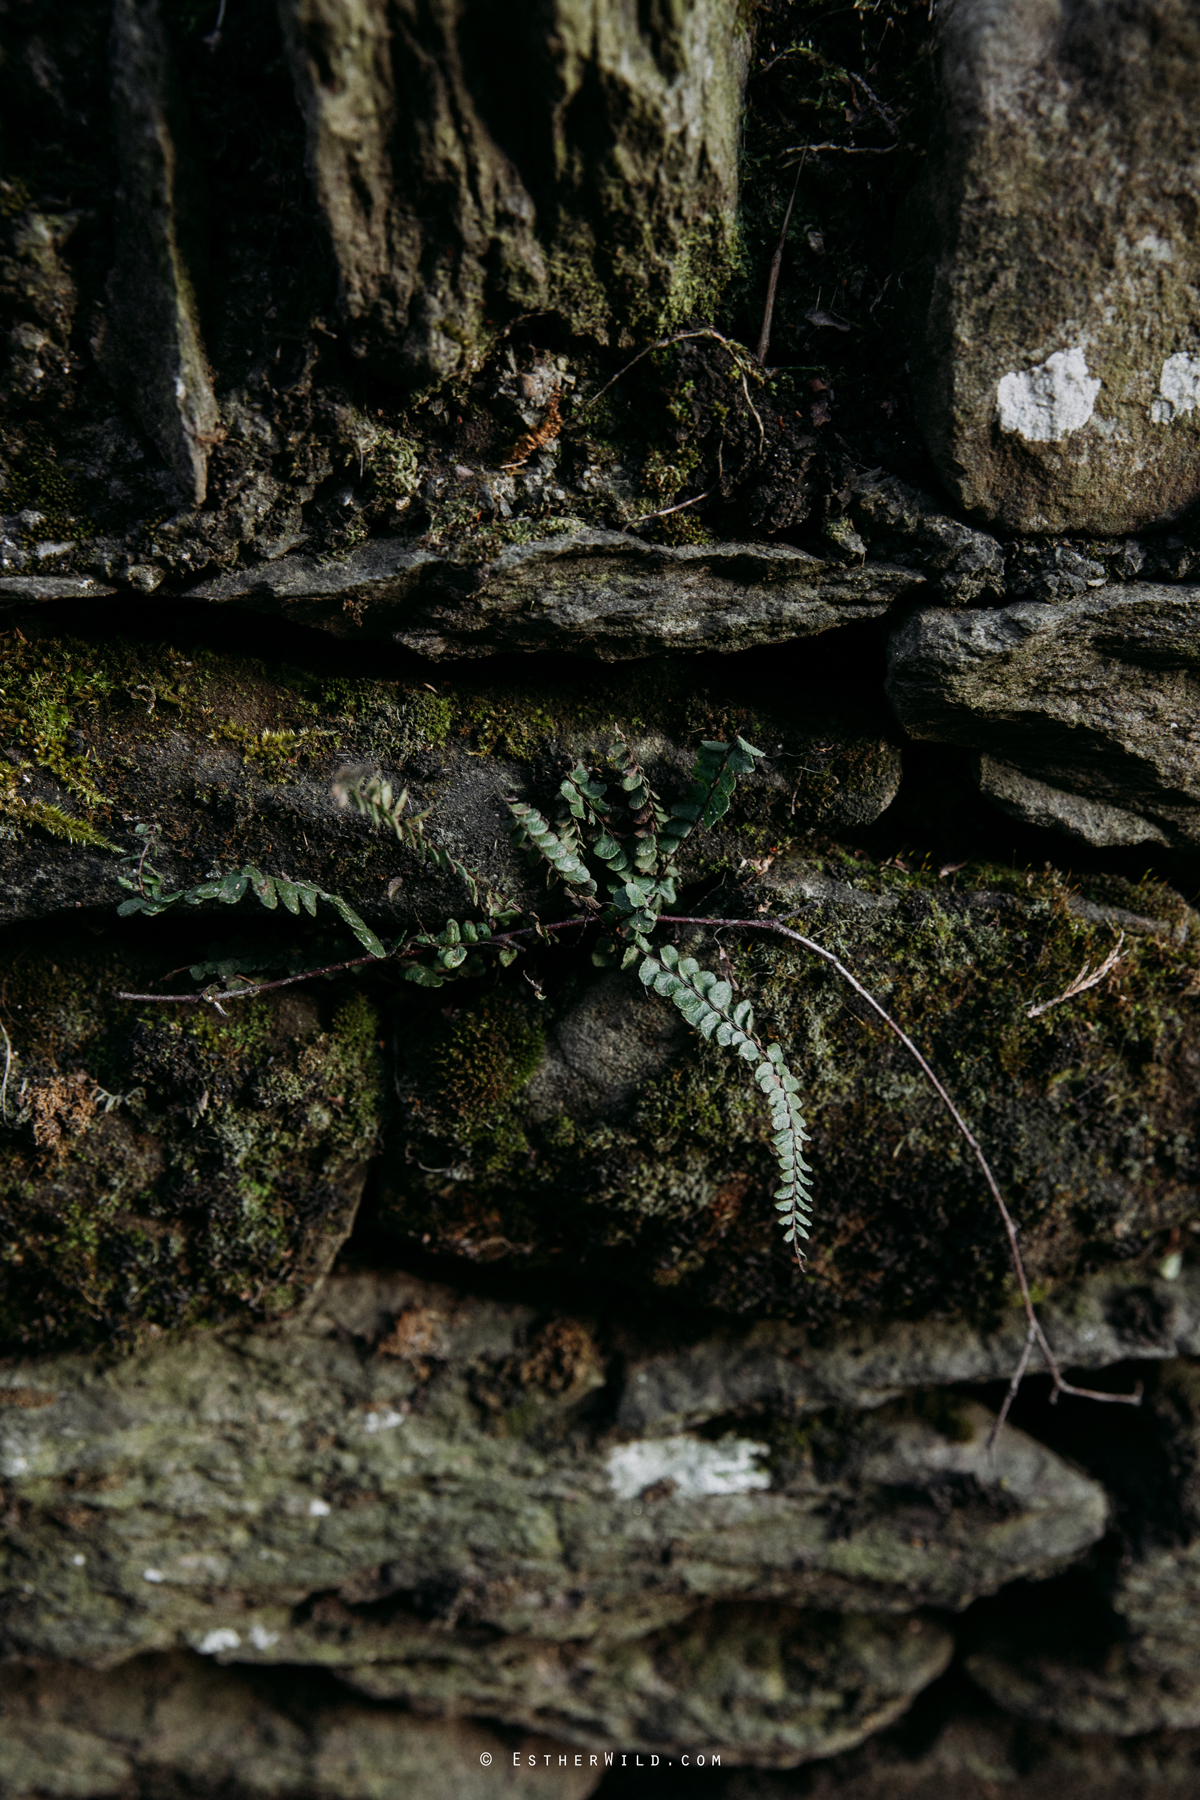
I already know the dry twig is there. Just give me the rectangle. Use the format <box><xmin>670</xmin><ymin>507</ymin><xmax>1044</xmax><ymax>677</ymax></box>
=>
<box><xmin>757</xmin><ymin>156</ymin><xmax>804</xmax><ymax>365</ymax></box>
<box><xmin>1027</xmin><ymin>932</ymin><xmax>1124</xmax><ymax>1018</ymax></box>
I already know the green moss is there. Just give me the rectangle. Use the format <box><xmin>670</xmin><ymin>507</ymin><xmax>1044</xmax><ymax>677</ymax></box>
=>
<box><xmin>374</xmin><ymin>850</ymin><xmax>1200</xmax><ymax>1330</ymax></box>
<box><xmin>408</xmin><ymin>690</ymin><xmax>455</xmax><ymax>750</ymax></box>
<box><xmin>0</xmin><ymin>425</ymin><xmax>97</xmax><ymax>544</ymax></box>
<box><xmin>0</xmin><ymin>936</ymin><xmax>384</xmax><ymax>1352</ymax></box>
<box><xmin>423</xmin><ymin>993</ymin><xmax>546</xmax><ymax>1141</ymax></box>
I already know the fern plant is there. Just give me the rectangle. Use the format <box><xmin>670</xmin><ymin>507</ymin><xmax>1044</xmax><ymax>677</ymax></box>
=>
<box><xmin>114</xmin><ymin>737</ymin><xmax>812</xmax><ymax>1260</ymax></box>
<box><xmin>109</xmin><ymin>730</ymin><xmax>1148</xmax><ymax>1423</ymax></box>
<box><xmin>337</xmin><ymin>737</ymin><xmax>811</xmax><ymax>1255</ymax></box>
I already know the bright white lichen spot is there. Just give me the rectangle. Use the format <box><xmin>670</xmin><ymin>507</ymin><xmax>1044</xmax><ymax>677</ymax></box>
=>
<box><xmin>308</xmin><ymin>1497</ymin><xmax>331</xmax><ymax>1517</ymax></box>
<box><xmin>249</xmin><ymin>1624</ymin><xmax>280</xmax><ymax>1650</ymax></box>
<box><xmin>997</xmin><ymin>348</ymin><xmax>1101</xmax><ymax>441</ymax></box>
<box><xmin>1155</xmin><ymin>353</ymin><xmax>1200</xmax><ymax>423</ymax></box>
<box><xmin>362</xmin><ymin>1408</ymin><xmax>406</xmax><ymax>1434</ymax></box>
<box><xmin>1135</xmin><ymin>232</ymin><xmax>1174</xmax><ymax>263</ymax></box>
<box><xmin>142</xmin><ymin>1568</ymin><xmax>165</xmax><ymax>1584</ymax></box>
<box><xmin>198</xmin><ymin>1628</ymin><xmax>241</xmax><ymax>1655</ymax></box>
<box><xmin>606</xmin><ymin>1434</ymin><xmax>771</xmax><ymax>1501</ymax></box>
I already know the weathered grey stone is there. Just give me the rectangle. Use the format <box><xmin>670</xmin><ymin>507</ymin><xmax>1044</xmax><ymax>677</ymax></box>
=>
<box><xmin>0</xmin><ymin>209</ymin><xmax>79</xmax><ymax>409</ymax></box>
<box><xmin>0</xmin><ymin>1653</ymin><xmax>597</xmax><ymax>1800</ymax></box>
<box><xmin>524</xmin><ymin>971</ymin><xmax>687</xmax><ymax>1122</ymax></box>
<box><xmin>104</xmin><ymin>0</ymin><xmax>219</xmax><ymax>504</ymax></box>
<box><xmin>342</xmin><ymin>1606</ymin><xmax>953</xmax><ymax>1767</ymax></box>
<box><xmin>185</xmin><ymin>530</ymin><xmax>924</xmax><ymax>656</ymax></box>
<box><xmin>847</xmin><ymin>469</ymin><xmax>1004</xmax><ymax>605</ymax></box>
<box><xmin>909</xmin><ymin>0</ymin><xmax>1200</xmax><ymax>534</ymax></box>
<box><xmin>0</xmin><ymin>1271</ymin><xmax>1105</xmax><ymax>1690</ymax></box>
<box><xmin>616</xmin><ymin>1265</ymin><xmax>1200</xmax><ymax>1435</ymax></box>
<box><xmin>886</xmin><ymin>587</ymin><xmax>1200</xmax><ymax>848</ymax></box>
<box><xmin>731</xmin><ymin>1708</ymin><xmax>1200</xmax><ymax>1797</ymax></box>
<box><xmin>0</xmin><ymin>574</ymin><xmax>117</xmax><ymax>603</ymax></box>
<box><xmin>975</xmin><ymin>754</ymin><xmax>1170</xmax><ymax>848</ymax></box>
<box><xmin>966</xmin><ymin>1643</ymin><xmax>1200</xmax><ymax>1737</ymax></box>
<box><xmin>277</xmin><ymin>0</ymin><xmax>750</xmax><ymax>385</ymax></box>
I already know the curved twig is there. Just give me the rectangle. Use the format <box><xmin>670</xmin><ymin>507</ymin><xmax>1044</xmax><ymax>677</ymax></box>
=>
<box><xmin>658</xmin><ymin>913</ymin><xmax>1143</xmax><ymax>1427</ymax></box>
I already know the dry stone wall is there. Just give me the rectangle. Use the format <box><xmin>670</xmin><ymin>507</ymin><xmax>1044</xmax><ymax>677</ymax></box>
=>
<box><xmin>4</xmin><ymin>2</ymin><xmax>1200</xmax><ymax>1795</ymax></box>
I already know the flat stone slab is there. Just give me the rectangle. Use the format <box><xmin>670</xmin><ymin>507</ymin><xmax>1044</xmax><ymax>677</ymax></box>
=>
<box><xmin>0</xmin><ymin>574</ymin><xmax>116</xmax><ymax>603</ymax></box>
<box><xmin>0</xmin><ymin>1269</ymin><xmax>1105</xmax><ymax>1717</ymax></box>
<box><xmin>186</xmin><ymin>529</ymin><xmax>925</xmax><ymax>657</ymax></box>
<box><xmin>886</xmin><ymin>584</ymin><xmax>1200</xmax><ymax>847</ymax></box>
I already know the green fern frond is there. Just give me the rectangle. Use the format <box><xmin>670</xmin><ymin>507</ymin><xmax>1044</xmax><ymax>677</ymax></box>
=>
<box><xmin>403</xmin><ymin>914</ymin><xmax>512</xmax><ymax>988</ymax></box>
<box><xmin>116</xmin><ymin>863</ymin><xmax>387</xmax><ymax>958</ymax></box>
<box><xmin>658</xmin><ymin>735</ymin><xmax>764</xmax><ymax>859</ymax></box>
<box><xmin>639</xmin><ymin>945</ymin><xmax>813</xmax><ymax>1263</ymax></box>
<box><xmin>506</xmin><ymin>798</ymin><xmax>599</xmax><ymax>901</ymax></box>
<box><xmin>337</xmin><ymin>770</ymin><xmax>516</xmax><ymax>921</ymax></box>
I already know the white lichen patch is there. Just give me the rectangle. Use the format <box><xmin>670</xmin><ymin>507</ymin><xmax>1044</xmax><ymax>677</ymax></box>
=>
<box><xmin>1154</xmin><ymin>353</ymin><xmax>1200</xmax><ymax>422</ymax></box>
<box><xmin>362</xmin><ymin>1408</ymin><xmax>406</xmax><ymax>1434</ymax></box>
<box><xmin>606</xmin><ymin>1434</ymin><xmax>770</xmax><ymax>1501</ymax></box>
<box><xmin>997</xmin><ymin>348</ymin><xmax>1101</xmax><ymax>441</ymax></box>
<box><xmin>198</xmin><ymin>1627</ymin><xmax>241</xmax><ymax>1655</ymax></box>
<box><xmin>1134</xmin><ymin>231</ymin><xmax>1174</xmax><ymax>263</ymax></box>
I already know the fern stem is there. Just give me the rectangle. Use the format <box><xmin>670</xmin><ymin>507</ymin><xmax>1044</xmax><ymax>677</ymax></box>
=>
<box><xmin>658</xmin><ymin>912</ymin><xmax>1142</xmax><ymax>1427</ymax></box>
<box><xmin>116</xmin><ymin>950</ymin><xmax>386</xmax><ymax>1009</ymax></box>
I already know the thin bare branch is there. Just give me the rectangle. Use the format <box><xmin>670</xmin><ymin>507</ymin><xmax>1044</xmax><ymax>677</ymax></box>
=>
<box><xmin>757</xmin><ymin>156</ymin><xmax>805</xmax><ymax>365</ymax></box>
<box><xmin>781</xmin><ymin>142</ymin><xmax>900</xmax><ymax>159</ymax></box>
<box><xmin>0</xmin><ymin>1018</ymin><xmax>12</xmax><ymax>1124</ymax></box>
<box><xmin>629</xmin><ymin>489</ymin><xmax>713</xmax><ymax>527</ymax></box>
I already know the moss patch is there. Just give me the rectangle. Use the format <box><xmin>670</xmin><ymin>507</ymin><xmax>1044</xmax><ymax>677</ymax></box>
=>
<box><xmin>0</xmin><ymin>934</ymin><xmax>383</xmax><ymax>1351</ymax></box>
<box><xmin>370</xmin><ymin>858</ymin><xmax>1200</xmax><ymax>1328</ymax></box>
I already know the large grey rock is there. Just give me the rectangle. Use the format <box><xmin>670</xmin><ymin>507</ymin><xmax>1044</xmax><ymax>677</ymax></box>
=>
<box><xmin>343</xmin><ymin>1606</ymin><xmax>953</xmax><ymax>1768</ymax></box>
<box><xmin>186</xmin><ymin>530</ymin><xmax>925</xmax><ymax>656</ymax></box>
<box><xmin>0</xmin><ymin>1653</ymin><xmax>598</xmax><ymax>1800</ymax></box>
<box><xmin>0</xmin><ymin>1270</ymin><xmax>1105</xmax><ymax>1704</ymax></box>
<box><xmin>104</xmin><ymin>0</ymin><xmax>219</xmax><ymax>503</ymax></box>
<box><xmin>0</xmin><ymin>634</ymin><xmax>900</xmax><ymax>928</ymax></box>
<box><xmin>909</xmin><ymin>0</ymin><xmax>1200</xmax><ymax>534</ymax></box>
<box><xmin>616</xmin><ymin>1264</ymin><xmax>1200</xmax><ymax>1435</ymax></box>
<box><xmin>886</xmin><ymin>587</ymin><xmax>1200</xmax><ymax>847</ymax></box>
<box><xmin>966</xmin><ymin>1643</ymin><xmax>1200</xmax><ymax>1737</ymax></box>
<box><xmin>277</xmin><ymin>0</ymin><xmax>750</xmax><ymax>385</ymax></box>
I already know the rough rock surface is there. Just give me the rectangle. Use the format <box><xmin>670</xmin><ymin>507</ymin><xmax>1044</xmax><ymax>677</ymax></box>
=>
<box><xmin>886</xmin><ymin>587</ymin><xmax>1200</xmax><ymax>848</ymax></box>
<box><xmin>846</xmin><ymin>470</ymin><xmax>1004</xmax><ymax>606</ymax></box>
<box><xmin>908</xmin><ymin>0</ymin><xmax>1200</xmax><ymax>534</ymax></box>
<box><xmin>277</xmin><ymin>0</ymin><xmax>750</xmax><ymax>384</ymax></box>
<box><xmin>0</xmin><ymin>1268</ymin><xmax>1106</xmax><ymax>1762</ymax></box>
<box><xmin>103</xmin><ymin>0</ymin><xmax>219</xmax><ymax>505</ymax></box>
<box><xmin>185</xmin><ymin>530</ymin><xmax>925</xmax><ymax>656</ymax></box>
<box><xmin>0</xmin><ymin>1653</ymin><xmax>599</xmax><ymax>1800</ymax></box>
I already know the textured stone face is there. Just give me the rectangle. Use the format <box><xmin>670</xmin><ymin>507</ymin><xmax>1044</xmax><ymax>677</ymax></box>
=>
<box><xmin>277</xmin><ymin>0</ymin><xmax>750</xmax><ymax>383</ymax></box>
<box><xmin>0</xmin><ymin>1270</ymin><xmax>1112</xmax><ymax>1762</ymax></box>
<box><xmin>184</xmin><ymin>530</ymin><xmax>923</xmax><ymax>656</ymax></box>
<box><xmin>908</xmin><ymin>0</ymin><xmax>1200</xmax><ymax>533</ymax></box>
<box><xmin>886</xmin><ymin>587</ymin><xmax>1200</xmax><ymax>848</ymax></box>
<box><xmin>104</xmin><ymin>0</ymin><xmax>218</xmax><ymax>504</ymax></box>
<box><xmin>0</xmin><ymin>1655</ymin><xmax>600</xmax><ymax>1800</ymax></box>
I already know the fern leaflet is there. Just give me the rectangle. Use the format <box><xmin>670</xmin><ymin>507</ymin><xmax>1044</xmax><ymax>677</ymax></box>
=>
<box><xmin>639</xmin><ymin>945</ymin><xmax>813</xmax><ymax>1259</ymax></box>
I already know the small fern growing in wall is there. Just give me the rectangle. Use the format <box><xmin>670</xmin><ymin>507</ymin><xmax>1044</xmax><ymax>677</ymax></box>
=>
<box><xmin>113</xmin><ymin>732</ymin><xmax>1142</xmax><ymax>1430</ymax></box>
<box><xmin>343</xmin><ymin>736</ymin><xmax>812</xmax><ymax>1256</ymax></box>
